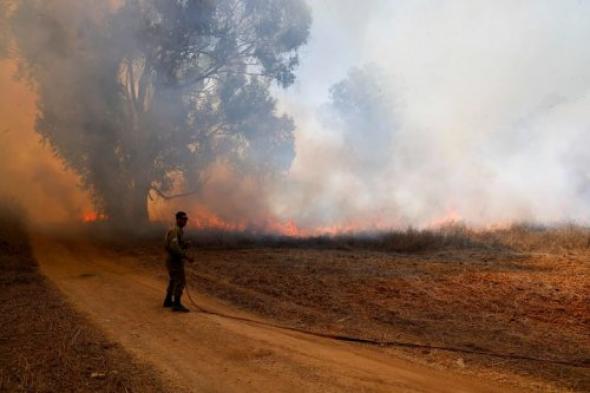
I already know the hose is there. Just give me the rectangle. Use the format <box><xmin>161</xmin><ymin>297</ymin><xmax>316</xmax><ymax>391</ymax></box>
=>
<box><xmin>183</xmin><ymin>284</ymin><xmax>589</xmax><ymax>369</ymax></box>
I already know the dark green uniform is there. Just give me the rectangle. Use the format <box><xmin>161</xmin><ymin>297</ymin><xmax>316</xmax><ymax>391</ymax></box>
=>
<box><xmin>164</xmin><ymin>226</ymin><xmax>188</xmax><ymax>300</ymax></box>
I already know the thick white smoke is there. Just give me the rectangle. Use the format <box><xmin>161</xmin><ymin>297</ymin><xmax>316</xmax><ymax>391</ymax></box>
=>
<box><xmin>271</xmin><ymin>0</ymin><xmax>590</xmax><ymax>230</ymax></box>
<box><xmin>3</xmin><ymin>0</ymin><xmax>590</xmax><ymax>232</ymax></box>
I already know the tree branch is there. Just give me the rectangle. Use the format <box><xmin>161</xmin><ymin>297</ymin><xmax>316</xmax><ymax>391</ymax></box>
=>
<box><xmin>149</xmin><ymin>186</ymin><xmax>199</xmax><ymax>200</ymax></box>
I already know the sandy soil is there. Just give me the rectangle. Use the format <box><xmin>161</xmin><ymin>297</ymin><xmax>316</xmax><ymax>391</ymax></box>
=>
<box><xmin>167</xmin><ymin>246</ymin><xmax>589</xmax><ymax>392</ymax></box>
<box><xmin>32</xmin><ymin>235</ymin><xmax>521</xmax><ymax>393</ymax></box>
<box><xmin>0</xmin><ymin>234</ymin><xmax>169</xmax><ymax>393</ymax></box>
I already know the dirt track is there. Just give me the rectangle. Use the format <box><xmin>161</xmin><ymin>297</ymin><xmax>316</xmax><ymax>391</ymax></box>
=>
<box><xmin>32</xmin><ymin>236</ymin><xmax>514</xmax><ymax>393</ymax></box>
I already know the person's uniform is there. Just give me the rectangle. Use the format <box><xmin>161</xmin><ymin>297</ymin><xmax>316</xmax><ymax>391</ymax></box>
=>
<box><xmin>164</xmin><ymin>226</ymin><xmax>188</xmax><ymax>301</ymax></box>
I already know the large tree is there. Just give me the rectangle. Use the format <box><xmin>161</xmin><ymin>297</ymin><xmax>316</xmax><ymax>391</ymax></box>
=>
<box><xmin>9</xmin><ymin>0</ymin><xmax>310</xmax><ymax>225</ymax></box>
<box><xmin>327</xmin><ymin>65</ymin><xmax>396</xmax><ymax>170</ymax></box>
<box><xmin>0</xmin><ymin>0</ymin><xmax>14</xmax><ymax>57</ymax></box>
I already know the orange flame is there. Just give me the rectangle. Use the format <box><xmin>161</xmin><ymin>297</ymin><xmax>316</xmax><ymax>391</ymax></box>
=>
<box><xmin>82</xmin><ymin>211</ymin><xmax>106</xmax><ymax>222</ymax></box>
<box><xmin>427</xmin><ymin>209</ymin><xmax>463</xmax><ymax>228</ymax></box>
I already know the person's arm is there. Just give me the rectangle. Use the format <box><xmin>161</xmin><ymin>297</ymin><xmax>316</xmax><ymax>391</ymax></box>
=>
<box><xmin>182</xmin><ymin>239</ymin><xmax>192</xmax><ymax>249</ymax></box>
<box><xmin>166</xmin><ymin>231</ymin><xmax>187</xmax><ymax>260</ymax></box>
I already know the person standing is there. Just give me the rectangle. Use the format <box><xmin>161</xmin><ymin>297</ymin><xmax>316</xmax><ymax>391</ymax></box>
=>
<box><xmin>163</xmin><ymin>211</ymin><xmax>194</xmax><ymax>312</ymax></box>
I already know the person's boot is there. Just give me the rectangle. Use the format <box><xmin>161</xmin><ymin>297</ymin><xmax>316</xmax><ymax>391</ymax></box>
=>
<box><xmin>163</xmin><ymin>294</ymin><xmax>174</xmax><ymax>308</ymax></box>
<box><xmin>171</xmin><ymin>295</ymin><xmax>190</xmax><ymax>313</ymax></box>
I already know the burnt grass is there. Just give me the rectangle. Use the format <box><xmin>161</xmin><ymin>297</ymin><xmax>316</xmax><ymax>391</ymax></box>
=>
<box><xmin>0</xmin><ymin>210</ymin><xmax>172</xmax><ymax>393</ymax></box>
<box><xmin>114</xmin><ymin>223</ymin><xmax>590</xmax><ymax>392</ymax></box>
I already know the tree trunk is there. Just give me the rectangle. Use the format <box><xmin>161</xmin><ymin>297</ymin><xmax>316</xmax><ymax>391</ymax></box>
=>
<box><xmin>128</xmin><ymin>187</ymin><xmax>150</xmax><ymax>225</ymax></box>
<box><xmin>102</xmin><ymin>183</ymin><xmax>150</xmax><ymax>231</ymax></box>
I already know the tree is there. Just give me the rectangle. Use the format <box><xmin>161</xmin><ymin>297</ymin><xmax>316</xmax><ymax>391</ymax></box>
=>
<box><xmin>9</xmin><ymin>0</ymin><xmax>310</xmax><ymax>225</ymax></box>
<box><xmin>0</xmin><ymin>0</ymin><xmax>14</xmax><ymax>58</ymax></box>
<box><xmin>326</xmin><ymin>65</ymin><xmax>396</xmax><ymax>170</ymax></box>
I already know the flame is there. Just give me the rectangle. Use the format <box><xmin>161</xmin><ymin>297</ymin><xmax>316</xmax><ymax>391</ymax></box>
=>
<box><xmin>90</xmin><ymin>200</ymin><xmax>474</xmax><ymax>236</ymax></box>
<box><xmin>148</xmin><ymin>189</ymin><xmax>491</xmax><ymax>237</ymax></box>
<box><xmin>173</xmin><ymin>205</ymin><xmax>401</xmax><ymax>237</ymax></box>
<box><xmin>82</xmin><ymin>211</ymin><xmax>106</xmax><ymax>222</ymax></box>
<box><xmin>261</xmin><ymin>218</ymin><xmax>395</xmax><ymax>237</ymax></box>
<box><xmin>427</xmin><ymin>209</ymin><xmax>463</xmax><ymax>228</ymax></box>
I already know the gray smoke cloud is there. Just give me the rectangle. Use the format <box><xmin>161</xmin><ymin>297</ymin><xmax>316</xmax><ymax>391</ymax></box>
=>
<box><xmin>2</xmin><ymin>0</ymin><xmax>310</xmax><ymax>228</ymax></box>
<box><xmin>270</xmin><ymin>0</ymin><xmax>590</xmax><ymax>231</ymax></box>
<box><xmin>2</xmin><ymin>0</ymin><xmax>590</xmax><ymax>232</ymax></box>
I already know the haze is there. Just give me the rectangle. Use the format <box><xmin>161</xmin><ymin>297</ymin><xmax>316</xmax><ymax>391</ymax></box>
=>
<box><xmin>2</xmin><ymin>0</ymin><xmax>590</xmax><ymax>233</ymax></box>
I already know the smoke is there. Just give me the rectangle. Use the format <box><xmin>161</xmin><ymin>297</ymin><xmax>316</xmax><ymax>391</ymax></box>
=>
<box><xmin>2</xmin><ymin>0</ymin><xmax>309</xmax><ymax>229</ymax></box>
<box><xmin>0</xmin><ymin>60</ymin><xmax>93</xmax><ymax>224</ymax></box>
<box><xmin>2</xmin><ymin>0</ymin><xmax>590</xmax><ymax>232</ymax></box>
<box><xmin>271</xmin><ymin>0</ymin><xmax>590</xmax><ymax>230</ymax></box>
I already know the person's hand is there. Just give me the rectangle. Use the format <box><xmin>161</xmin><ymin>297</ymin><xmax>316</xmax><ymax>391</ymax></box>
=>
<box><xmin>186</xmin><ymin>256</ymin><xmax>194</xmax><ymax>263</ymax></box>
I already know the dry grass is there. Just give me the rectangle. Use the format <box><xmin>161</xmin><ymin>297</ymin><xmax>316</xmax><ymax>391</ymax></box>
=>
<box><xmin>67</xmin><ymin>211</ymin><xmax>590</xmax><ymax>256</ymax></box>
<box><xmin>0</xmin><ymin>203</ymin><xmax>172</xmax><ymax>393</ymax></box>
<box><xmin>322</xmin><ymin>222</ymin><xmax>590</xmax><ymax>252</ymax></box>
<box><xmin>54</xmin><ymin>221</ymin><xmax>590</xmax><ymax>391</ymax></box>
<box><xmin>83</xmin><ymin>220</ymin><xmax>590</xmax><ymax>253</ymax></box>
<box><xmin>474</xmin><ymin>223</ymin><xmax>590</xmax><ymax>251</ymax></box>
<box><xmin>108</xmin><ymin>221</ymin><xmax>590</xmax><ymax>392</ymax></box>
<box><xmin>170</xmin><ymin>246</ymin><xmax>589</xmax><ymax>392</ymax></box>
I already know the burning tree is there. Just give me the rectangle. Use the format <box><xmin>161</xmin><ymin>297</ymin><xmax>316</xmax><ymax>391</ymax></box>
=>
<box><xmin>7</xmin><ymin>0</ymin><xmax>310</xmax><ymax>225</ymax></box>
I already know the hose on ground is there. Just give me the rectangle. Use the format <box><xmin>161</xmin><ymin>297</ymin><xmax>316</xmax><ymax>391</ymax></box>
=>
<box><xmin>183</xmin><ymin>284</ymin><xmax>589</xmax><ymax>369</ymax></box>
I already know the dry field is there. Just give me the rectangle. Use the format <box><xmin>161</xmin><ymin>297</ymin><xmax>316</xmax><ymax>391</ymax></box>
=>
<box><xmin>2</xmin><ymin>218</ymin><xmax>589</xmax><ymax>392</ymax></box>
<box><xmin>113</xmin><ymin>224</ymin><xmax>590</xmax><ymax>392</ymax></box>
<box><xmin>0</xmin><ymin>209</ymin><xmax>172</xmax><ymax>393</ymax></box>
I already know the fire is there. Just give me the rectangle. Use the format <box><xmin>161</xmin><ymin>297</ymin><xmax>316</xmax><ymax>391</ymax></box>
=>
<box><xmin>427</xmin><ymin>209</ymin><xmax>463</xmax><ymax>228</ymax></box>
<box><xmin>192</xmin><ymin>212</ymin><xmax>247</xmax><ymax>232</ymax></box>
<box><xmin>157</xmin><ymin>206</ymin><xmax>310</xmax><ymax>236</ymax></box>
<box><xmin>262</xmin><ymin>218</ymin><xmax>395</xmax><ymax>237</ymax></box>
<box><xmin>150</xmin><ymin>197</ymin><xmax>476</xmax><ymax>237</ymax></box>
<box><xmin>82</xmin><ymin>211</ymin><xmax>106</xmax><ymax>222</ymax></box>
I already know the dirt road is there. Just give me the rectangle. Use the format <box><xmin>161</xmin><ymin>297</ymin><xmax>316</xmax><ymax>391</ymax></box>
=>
<box><xmin>32</xmin><ymin>236</ymin><xmax>514</xmax><ymax>393</ymax></box>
